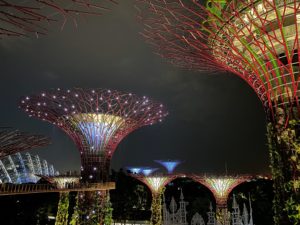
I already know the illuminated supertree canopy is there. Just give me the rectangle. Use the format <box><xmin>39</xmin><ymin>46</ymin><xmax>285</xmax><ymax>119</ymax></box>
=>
<box><xmin>0</xmin><ymin>152</ymin><xmax>58</xmax><ymax>184</ymax></box>
<box><xmin>141</xmin><ymin>167</ymin><xmax>158</xmax><ymax>176</ymax></box>
<box><xmin>155</xmin><ymin>159</ymin><xmax>181</xmax><ymax>173</ymax></box>
<box><xmin>126</xmin><ymin>166</ymin><xmax>144</xmax><ymax>174</ymax></box>
<box><xmin>191</xmin><ymin>175</ymin><xmax>251</xmax><ymax>207</ymax></box>
<box><xmin>19</xmin><ymin>88</ymin><xmax>168</xmax><ymax>183</ymax></box>
<box><xmin>136</xmin><ymin>1</ymin><xmax>300</xmax><ymax>223</ymax></box>
<box><xmin>0</xmin><ymin>0</ymin><xmax>118</xmax><ymax>38</ymax></box>
<box><xmin>131</xmin><ymin>174</ymin><xmax>177</xmax><ymax>225</ymax></box>
<box><xmin>0</xmin><ymin>128</ymin><xmax>50</xmax><ymax>159</ymax></box>
<box><xmin>39</xmin><ymin>175</ymin><xmax>80</xmax><ymax>189</ymax></box>
<box><xmin>192</xmin><ymin>175</ymin><xmax>251</xmax><ymax>225</ymax></box>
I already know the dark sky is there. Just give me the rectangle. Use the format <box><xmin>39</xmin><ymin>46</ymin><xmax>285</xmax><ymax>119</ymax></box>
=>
<box><xmin>0</xmin><ymin>1</ymin><xmax>269</xmax><ymax>175</ymax></box>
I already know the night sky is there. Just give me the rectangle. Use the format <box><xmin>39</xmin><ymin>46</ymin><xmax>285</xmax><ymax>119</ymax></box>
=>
<box><xmin>0</xmin><ymin>1</ymin><xmax>269</xmax><ymax>175</ymax></box>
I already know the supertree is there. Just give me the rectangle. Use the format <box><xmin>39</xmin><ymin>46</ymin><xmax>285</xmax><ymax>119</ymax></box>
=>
<box><xmin>0</xmin><ymin>128</ymin><xmax>50</xmax><ymax>159</ymax></box>
<box><xmin>155</xmin><ymin>159</ymin><xmax>181</xmax><ymax>173</ymax></box>
<box><xmin>141</xmin><ymin>167</ymin><xmax>159</xmax><ymax>176</ymax></box>
<box><xmin>135</xmin><ymin>0</ymin><xmax>300</xmax><ymax>223</ymax></box>
<box><xmin>191</xmin><ymin>175</ymin><xmax>252</xmax><ymax>225</ymax></box>
<box><xmin>131</xmin><ymin>174</ymin><xmax>177</xmax><ymax>225</ymax></box>
<box><xmin>19</xmin><ymin>88</ymin><xmax>168</xmax><ymax>224</ymax></box>
<box><xmin>0</xmin><ymin>152</ymin><xmax>58</xmax><ymax>183</ymax></box>
<box><xmin>40</xmin><ymin>175</ymin><xmax>80</xmax><ymax>225</ymax></box>
<box><xmin>0</xmin><ymin>0</ymin><xmax>118</xmax><ymax>38</ymax></box>
<box><xmin>126</xmin><ymin>166</ymin><xmax>144</xmax><ymax>174</ymax></box>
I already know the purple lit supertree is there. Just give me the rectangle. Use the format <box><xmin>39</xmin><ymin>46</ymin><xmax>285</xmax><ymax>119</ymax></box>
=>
<box><xmin>19</xmin><ymin>88</ymin><xmax>168</xmax><ymax>224</ymax></box>
<box><xmin>0</xmin><ymin>0</ymin><xmax>118</xmax><ymax>38</ymax></box>
<box><xmin>155</xmin><ymin>159</ymin><xmax>181</xmax><ymax>174</ymax></box>
<box><xmin>0</xmin><ymin>128</ymin><xmax>50</xmax><ymax>159</ymax></box>
<box><xmin>135</xmin><ymin>1</ymin><xmax>300</xmax><ymax>223</ymax></box>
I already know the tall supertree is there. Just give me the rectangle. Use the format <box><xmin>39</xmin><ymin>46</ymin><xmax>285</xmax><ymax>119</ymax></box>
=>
<box><xmin>191</xmin><ymin>175</ymin><xmax>251</xmax><ymax>225</ymax></box>
<box><xmin>0</xmin><ymin>128</ymin><xmax>50</xmax><ymax>159</ymax></box>
<box><xmin>135</xmin><ymin>0</ymin><xmax>300</xmax><ymax>223</ymax></box>
<box><xmin>155</xmin><ymin>159</ymin><xmax>181</xmax><ymax>173</ymax></box>
<box><xmin>19</xmin><ymin>88</ymin><xmax>168</xmax><ymax>224</ymax></box>
<box><xmin>132</xmin><ymin>174</ymin><xmax>177</xmax><ymax>225</ymax></box>
<box><xmin>0</xmin><ymin>0</ymin><xmax>118</xmax><ymax>38</ymax></box>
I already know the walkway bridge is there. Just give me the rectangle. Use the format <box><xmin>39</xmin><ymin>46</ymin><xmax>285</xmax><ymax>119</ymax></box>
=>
<box><xmin>0</xmin><ymin>182</ymin><xmax>115</xmax><ymax>196</ymax></box>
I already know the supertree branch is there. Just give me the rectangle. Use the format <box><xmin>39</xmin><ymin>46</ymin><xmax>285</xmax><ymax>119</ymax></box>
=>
<box><xmin>136</xmin><ymin>0</ymin><xmax>300</xmax><ymax>114</ymax></box>
<box><xmin>0</xmin><ymin>0</ymin><xmax>118</xmax><ymax>38</ymax></box>
<box><xmin>19</xmin><ymin>88</ymin><xmax>168</xmax><ymax>183</ymax></box>
<box><xmin>0</xmin><ymin>129</ymin><xmax>50</xmax><ymax>159</ymax></box>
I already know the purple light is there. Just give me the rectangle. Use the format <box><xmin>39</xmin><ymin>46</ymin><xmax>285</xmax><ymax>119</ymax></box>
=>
<box><xmin>155</xmin><ymin>160</ymin><xmax>181</xmax><ymax>174</ymax></box>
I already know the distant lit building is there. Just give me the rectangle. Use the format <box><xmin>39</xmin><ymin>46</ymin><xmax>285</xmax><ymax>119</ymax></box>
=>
<box><xmin>0</xmin><ymin>152</ymin><xmax>58</xmax><ymax>184</ymax></box>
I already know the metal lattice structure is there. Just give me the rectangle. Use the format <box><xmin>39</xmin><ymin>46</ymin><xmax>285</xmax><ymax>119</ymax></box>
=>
<box><xmin>136</xmin><ymin>0</ymin><xmax>300</xmax><ymax>114</ymax></box>
<box><xmin>136</xmin><ymin>1</ymin><xmax>300</xmax><ymax>223</ymax></box>
<box><xmin>155</xmin><ymin>160</ymin><xmax>181</xmax><ymax>174</ymax></box>
<box><xmin>0</xmin><ymin>128</ymin><xmax>50</xmax><ymax>159</ymax></box>
<box><xmin>0</xmin><ymin>0</ymin><xmax>118</xmax><ymax>38</ymax></box>
<box><xmin>191</xmin><ymin>175</ymin><xmax>251</xmax><ymax>208</ymax></box>
<box><xmin>19</xmin><ymin>88</ymin><xmax>168</xmax><ymax>183</ymax></box>
<box><xmin>0</xmin><ymin>152</ymin><xmax>57</xmax><ymax>184</ymax></box>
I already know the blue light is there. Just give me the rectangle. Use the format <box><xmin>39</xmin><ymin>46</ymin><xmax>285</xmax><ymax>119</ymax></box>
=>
<box><xmin>127</xmin><ymin>167</ymin><xmax>143</xmax><ymax>174</ymax></box>
<box><xmin>141</xmin><ymin>168</ymin><xmax>158</xmax><ymax>176</ymax></box>
<box><xmin>77</xmin><ymin>122</ymin><xmax>117</xmax><ymax>152</ymax></box>
<box><xmin>155</xmin><ymin>160</ymin><xmax>182</xmax><ymax>174</ymax></box>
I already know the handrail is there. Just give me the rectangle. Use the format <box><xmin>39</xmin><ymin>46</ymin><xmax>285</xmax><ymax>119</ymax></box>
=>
<box><xmin>0</xmin><ymin>182</ymin><xmax>115</xmax><ymax>196</ymax></box>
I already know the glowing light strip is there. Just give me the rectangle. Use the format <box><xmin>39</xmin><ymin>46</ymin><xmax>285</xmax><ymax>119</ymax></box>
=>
<box><xmin>145</xmin><ymin>177</ymin><xmax>168</xmax><ymax>192</ymax></box>
<box><xmin>73</xmin><ymin>114</ymin><xmax>125</xmax><ymax>153</ymax></box>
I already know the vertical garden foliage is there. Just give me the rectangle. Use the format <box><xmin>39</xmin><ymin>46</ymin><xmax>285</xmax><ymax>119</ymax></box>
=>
<box><xmin>70</xmin><ymin>192</ymin><xmax>80</xmax><ymax>225</ymax></box>
<box><xmin>102</xmin><ymin>192</ymin><xmax>113</xmax><ymax>225</ymax></box>
<box><xmin>150</xmin><ymin>191</ymin><xmax>163</xmax><ymax>225</ymax></box>
<box><xmin>267</xmin><ymin>107</ymin><xmax>300</xmax><ymax>225</ymax></box>
<box><xmin>72</xmin><ymin>191</ymin><xmax>112</xmax><ymax>225</ymax></box>
<box><xmin>55</xmin><ymin>192</ymin><xmax>70</xmax><ymax>225</ymax></box>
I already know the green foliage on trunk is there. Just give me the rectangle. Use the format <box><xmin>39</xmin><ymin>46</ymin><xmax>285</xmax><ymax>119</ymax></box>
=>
<box><xmin>150</xmin><ymin>190</ymin><xmax>163</xmax><ymax>225</ymax></box>
<box><xmin>267</xmin><ymin>108</ymin><xmax>300</xmax><ymax>225</ymax></box>
<box><xmin>55</xmin><ymin>192</ymin><xmax>70</xmax><ymax>225</ymax></box>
